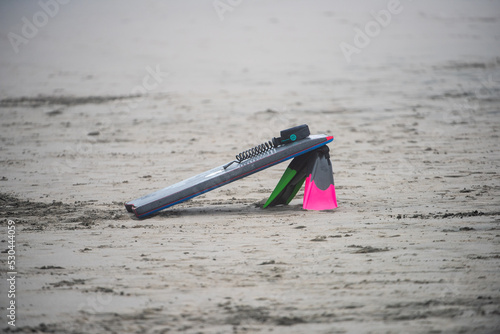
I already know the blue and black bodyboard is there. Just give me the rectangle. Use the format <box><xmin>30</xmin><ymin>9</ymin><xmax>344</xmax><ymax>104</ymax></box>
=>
<box><xmin>125</xmin><ymin>133</ymin><xmax>334</xmax><ymax>218</ymax></box>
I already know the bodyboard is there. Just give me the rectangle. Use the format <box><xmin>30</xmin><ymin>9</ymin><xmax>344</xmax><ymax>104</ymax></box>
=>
<box><xmin>125</xmin><ymin>134</ymin><xmax>333</xmax><ymax>218</ymax></box>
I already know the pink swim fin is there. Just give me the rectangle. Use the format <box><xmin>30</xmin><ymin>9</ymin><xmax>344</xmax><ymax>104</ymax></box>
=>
<box><xmin>303</xmin><ymin>147</ymin><xmax>337</xmax><ymax>210</ymax></box>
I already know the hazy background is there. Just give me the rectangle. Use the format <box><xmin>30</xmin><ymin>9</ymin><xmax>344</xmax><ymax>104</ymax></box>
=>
<box><xmin>1</xmin><ymin>0</ymin><xmax>499</xmax><ymax>109</ymax></box>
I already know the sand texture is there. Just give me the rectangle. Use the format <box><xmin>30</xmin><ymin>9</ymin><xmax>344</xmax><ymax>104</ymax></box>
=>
<box><xmin>1</xmin><ymin>1</ymin><xmax>499</xmax><ymax>333</ymax></box>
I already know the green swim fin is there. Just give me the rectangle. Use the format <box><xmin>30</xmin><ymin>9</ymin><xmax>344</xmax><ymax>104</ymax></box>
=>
<box><xmin>263</xmin><ymin>152</ymin><xmax>311</xmax><ymax>208</ymax></box>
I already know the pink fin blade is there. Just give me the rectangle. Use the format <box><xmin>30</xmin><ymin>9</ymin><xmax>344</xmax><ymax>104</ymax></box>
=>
<box><xmin>303</xmin><ymin>176</ymin><xmax>337</xmax><ymax>210</ymax></box>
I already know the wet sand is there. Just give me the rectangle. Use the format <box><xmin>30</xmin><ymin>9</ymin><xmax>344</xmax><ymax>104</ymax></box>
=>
<box><xmin>1</xmin><ymin>1</ymin><xmax>499</xmax><ymax>333</ymax></box>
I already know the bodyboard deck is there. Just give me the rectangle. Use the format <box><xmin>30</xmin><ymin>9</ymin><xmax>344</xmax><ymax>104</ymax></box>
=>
<box><xmin>125</xmin><ymin>134</ymin><xmax>333</xmax><ymax>218</ymax></box>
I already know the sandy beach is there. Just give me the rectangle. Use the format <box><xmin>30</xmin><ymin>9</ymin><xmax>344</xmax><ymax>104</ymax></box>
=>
<box><xmin>1</xmin><ymin>0</ymin><xmax>499</xmax><ymax>333</ymax></box>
